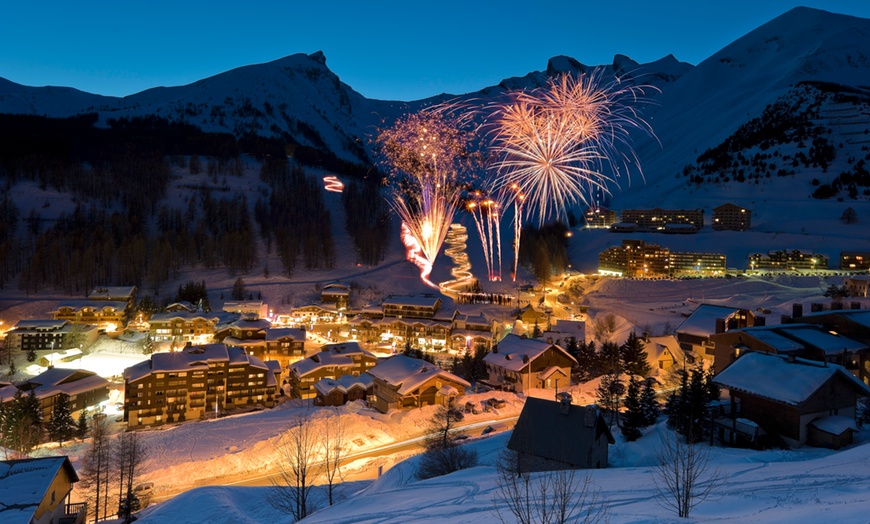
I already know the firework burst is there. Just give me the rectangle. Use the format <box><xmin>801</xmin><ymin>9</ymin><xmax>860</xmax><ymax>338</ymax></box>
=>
<box><xmin>465</xmin><ymin>189</ymin><xmax>505</xmax><ymax>282</ymax></box>
<box><xmin>488</xmin><ymin>70</ymin><xmax>655</xmax><ymax>226</ymax></box>
<box><xmin>376</xmin><ymin>106</ymin><xmax>482</xmax><ymax>285</ymax></box>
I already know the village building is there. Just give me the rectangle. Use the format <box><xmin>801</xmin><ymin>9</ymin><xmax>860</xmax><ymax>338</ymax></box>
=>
<box><xmin>123</xmin><ymin>343</ymin><xmax>278</xmax><ymax>428</ymax></box>
<box><xmin>0</xmin><ymin>456</ymin><xmax>86</xmax><ymax>524</ymax></box>
<box><xmin>313</xmin><ymin>373</ymin><xmax>374</xmax><ymax>407</ymax></box>
<box><xmin>840</xmin><ymin>252</ymin><xmax>870</xmax><ymax>271</ymax></box>
<box><xmin>13</xmin><ymin>368</ymin><xmax>109</xmax><ymax>422</ymax></box>
<box><xmin>222</xmin><ymin>301</ymin><xmax>268</xmax><ymax>319</ymax></box>
<box><xmin>290</xmin><ymin>303</ymin><xmax>343</xmax><ymax>325</ymax></box>
<box><xmin>287</xmin><ymin>342</ymin><xmax>377</xmax><ymax>399</ymax></box>
<box><xmin>712</xmin><ymin>203</ymin><xmax>751</xmax><ymax>231</ymax></box>
<box><xmin>148</xmin><ymin>311</ymin><xmax>225</xmax><ymax>345</ymax></box>
<box><xmin>382</xmin><ymin>295</ymin><xmax>443</xmax><ymax>319</ymax></box>
<box><xmin>676</xmin><ymin>304</ymin><xmax>763</xmax><ymax>363</ymax></box>
<box><xmin>620</xmin><ymin>207</ymin><xmax>704</xmax><ymax>231</ymax></box>
<box><xmin>5</xmin><ymin>320</ymin><xmax>99</xmax><ymax>352</ymax></box>
<box><xmin>669</xmin><ymin>251</ymin><xmax>727</xmax><ymax>276</ymax></box>
<box><xmin>508</xmin><ymin>396</ymin><xmax>614</xmax><ymax>472</ymax></box>
<box><xmin>584</xmin><ymin>206</ymin><xmax>617</xmax><ymax>228</ymax></box>
<box><xmin>253</xmin><ymin>327</ymin><xmax>308</xmax><ymax>369</ymax></box>
<box><xmin>844</xmin><ymin>276</ymin><xmax>870</xmax><ymax>298</ymax></box>
<box><xmin>713</xmin><ymin>352</ymin><xmax>870</xmax><ymax>448</ymax></box>
<box><xmin>791</xmin><ymin>308</ymin><xmax>870</xmax><ymax>385</ymax></box>
<box><xmin>321</xmin><ymin>283</ymin><xmax>351</xmax><ymax>310</ymax></box>
<box><xmin>51</xmin><ymin>300</ymin><xmax>129</xmax><ymax>333</ymax></box>
<box><xmin>748</xmin><ymin>249</ymin><xmax>828</xmax><ymax>271</ymax></box>
<box><xmin>598</xmin><ymin>239</ymin><xmax>670</xmax><ymax>277</ymax></box>
<box><xmin>711</xmin><ymin>323</ymin><xmax>867</xmax><ymax>374</ymax></box>
<box><xmin>482</xmin><ymin>334</ymin><xmax>577</xmax><ymax>393</ymax></box>
<box><xmin>367</xmin><ymin>354</ymin><xmax>470</xmax><ymax>413</ymax></box>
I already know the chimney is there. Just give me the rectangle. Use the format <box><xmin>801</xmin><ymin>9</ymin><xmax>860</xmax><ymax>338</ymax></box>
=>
<box><xmin>793</xmin><ymin>303</ymin><xmax>803</xmax><ymax>318</ymax></box>
<box><xmin>781</xmin><ymin>315</ymin><xmax>792</xmax><ymax>325</ymax></box>
<box><xmin>584</xmin><ymin>405</ymin><xmax>597</xmax><ymax>427</ymax></box>
<box><xmin>715</xmin><ymin>318</ymin><xmax>726</xmax><ymax>334</ymax></box>
<box><xmin>522</xmin><ymin>355</ymin><xmax>530</xmax><ymax>364</ymax></box>
<box><xmin>642</xmin><ymin>331</ymin><xmax>649</xmax><ymax>343</ymax></box>
<box><xmin>559</xmin><ymin>395</ymin><xmax>571</xmax><ymax>415</ymax></box>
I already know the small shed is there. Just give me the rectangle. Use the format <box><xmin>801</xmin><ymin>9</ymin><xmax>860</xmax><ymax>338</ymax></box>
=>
<box><xmin>808</xmin><ymin>415</ymin><xmax>858</xmax><ymax>449</ymax></box>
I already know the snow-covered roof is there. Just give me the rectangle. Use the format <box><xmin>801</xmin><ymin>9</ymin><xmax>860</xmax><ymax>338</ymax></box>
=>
<box><xmin>0</xmin><ymin>384</ymin><xmax>19</xmax><ymax>402</ymax></box>
<box><xmin>484</xmin><ymin>334</ymin><xmax>577</xmax><ymax>372</ymax></box>
<box><xmin>124</xmin><ymin>344</ymin><xmax>260</xmax><ymax>382</ymax></box>
<box><xmin>11</xmin><ymin>319</ymin><xmax>68</xmax><ymax>330</ymax></box>
<box><xmin>89</xmin><ymin>286</ymin><xmax>136</xmax><ymax>300</ymax></box>
<box><xmin>781</xmin><ymin>326</ymin><xmax>867</xmax><ymax>355</ymax></box>
<box><xmin>809</xmin><ymin>415</ymin><xmax>858</xmax><ymax>435</ymax></box>
<box><xmin>714</xmin><ymin>352</ymin><xmax>870</xmax><ymax>406</ymax></box>
<box><xmin>53</xmin><ymin>299</ymin><xmax>128</xmax><ymax>311</ymax></box>
<box><xmin>382</xmin><ymin>295</ymin><xmax>441</xmax><ymax>308</ymax></box>
<box><xmin>33</xmin><ymin>373</ymin><xmax>109</xmax><ymax>400</ymax></box>
<box><xmin>676</xmin><ymin>304</ymin><xmax>741</xmax><ymax>338</ymax></box>
<box><xmin>265</xmin><ymin>327</ymin><xmax>306</xmax><ymax>341</ymax></box>
<box><xmin>367</xmin><ymin>355</ymin><xmax>469</xmax><ymax>395</ymax></box>
<box><xmin>734</xmin><ymin>326</ymin><xmax>805</xmax><ymax>352</ymax></box>
<box><xmin>0</xmin><ymin>456</ymin><xmax>78</xmax><ymax>524</ymax></box>
<box><xmin>290</xmin><ymin>342</ymin><xmax>373</xmax><ymax>378</ymax></box>
<box><xmin>801</xmin><ymin>309</ymin><xmax>870</xmax><ymax>330</ymax></box>
<box><xmin>227</xmin><ymin>317</ymin><xmax>272</xmax><ymax>331</ymax></box>
<box><xmin>148</xmin><ymin>311</ymin><xmax>219</xmax><ymax>322</ymax></box>
<box><xmin>314</xmin><ymin>374</ymin><xmax>373</xmax><ymax>396</ymax></box>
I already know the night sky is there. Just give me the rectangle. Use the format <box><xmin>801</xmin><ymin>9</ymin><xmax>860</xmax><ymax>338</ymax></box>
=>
<box><xmin>3</xmin><ymin>1</ymin><xmax>870</xmax><ymax>101</ymax></box>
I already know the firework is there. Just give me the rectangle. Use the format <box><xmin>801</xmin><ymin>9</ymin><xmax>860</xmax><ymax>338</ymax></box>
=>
<box><xmin>465</xmin><ymin>189</ymin><xmax>505</xmax><ymax>282</ymax></box>
<box><xmin>439</xmin><ymin>223</ymin><xmax>475</xmax><ymax>296</ymax></box>
<box><xmin>488</xmin><ymin>70</ymin><xmax>654</xmax><ymax>226</ymax></box>
<box><xmin>376</xmin><ymin>106</ymin><xmax>482</xmax><ymax>284</ymax></box>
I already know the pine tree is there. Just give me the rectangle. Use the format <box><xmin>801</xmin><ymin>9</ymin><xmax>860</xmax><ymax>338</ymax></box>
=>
<box><xmin>620</xmin><ymin>376</ymin><xmax>644</xmax><ymax>441</ymax></box>
<box><xmin>48</xmin><ymin>394</ymin><xmax>76</xmax><ymax>447</ymax></box>
<box><xmin>576</xmin><ymin>340</ymin><xmax>598</xmax><ymax>379</ymax></box>
<box><xmin>621</xmin><ymin>331</ymin><xmax>652</xmax><ymax>377</ymax></box>
<box><xmin>77</xmin><ymin>410</ymin><xmax>89</xmax><ymax>440</ymax></box>
<box><xmin>598</xmin><ymin>341</ymin><xmax>622</xmax><ymax>376</ymax></box>
<box><xmin>595</xmin><ymin>373</ymin><xmax>624</xmax><ymax>428</ymax></box>
<box><xmin>231</xmin><ymin>277</ymin><xmax>246</xmax><ymax>301</ymax></box>
<box><xmin>640</xmin><ymin>378</ymin><xmax>661</xmax><ymax>426</ymax></box>
<box><xmin>27</xmin><ymin>349</ymin><xmax>37</xmax><ymax>363</ymax></box>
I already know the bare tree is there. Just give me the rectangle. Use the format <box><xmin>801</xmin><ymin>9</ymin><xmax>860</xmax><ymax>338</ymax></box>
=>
<box><xmin>81</xmin><ymin>416</ymin><xmax>113</xmax><ymax>523</ymax></box>
<box><xmin>652</xmin><ymin>429</ymin><xmax>721</xmax><ymax>518</ymax></box>
<box><xmin>592</xmin><ymin>313</ymin><xmax>618</xmax><ymax>342</ymax></box>
<box><xmin>321</xmin><ymin>410</ymin><xmax>346</xmax><ymax>506</ymax></box>
<box><xmin>493</xmin><ymin>449</ymin><xmax>609</xmax><ymax>524</ymax></box>
<box><xmin>269</xmin><ymin>416</ymin><xmax>319</xmax><ymax>521</ymax></box>
<box><xmin>417</xmin><ymin>401</ymin><xmax>477</xmax><ymax>479</ymax></box>
<box><xmin>115</xmin><ymin>431</ymin><xmax>149</xmax><ymax>523</ymax></box>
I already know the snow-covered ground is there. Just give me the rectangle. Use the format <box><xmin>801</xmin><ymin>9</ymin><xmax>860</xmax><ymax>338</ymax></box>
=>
<box><xmin>130</xmin><ymin>421</ymin><xmax>870</xmax><ymax>524</ymax></box>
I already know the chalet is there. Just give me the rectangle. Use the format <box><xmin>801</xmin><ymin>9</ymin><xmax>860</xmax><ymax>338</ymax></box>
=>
<box><xmin>448</xmin><ymin>312</ymin><xmax>495</xmax><ymax>351</ymax></box>
<box><xmin>289</xmin><ymin>303</ymin><xmax>342</xmax><ymax>325</ymax></box>
<box><xmin>52</xmin><ymin>300</ymin><xmax>129</xmax><ymax>332</ymax></box>
<box><xmin>148</xmin><ymin>311</ymin><xmax>223</xmax><ymax>345</ymax></box>
<box><xmin>222</xmin><ymin>301</ymin><xmax>268</xmax><ymax>319</ymax></box>
<box><xmin>257</xmin><ymin>327</ymin><xmax>307</xmax><ymax>368</ymax></box>
<box><xmin>124</xmin><ymin>343</ymin><xmax>278</xmax><ymax>428</ymax></box>
<box><xmin>321</xmin><ymin>283</ymin><xmax>350</xmax><ymax>310</ymax></box>
<box><xmin>844</xmin><ymin>276</ymin><xmax>870</xmax><ymax>297</ymax></box>
<box><xmin>367</xmin><ymin>354</ymin><xmax>470</xmax><ymax>413</ymax></box>
<box><xmin>676</xmin><ymin>304</ymin><xmax>763</xmax><ymax>363</ymax></box>
<box><xmin>713</xmin><ymin>352</ymin><xmax>870</xmax><ymax>448</ymax></box>
<box><xmin>514</xmin><ymin>304</ymin><xmax>551</xmax><ymax>334</ymax></box>
<box><xmin>508</xmin><ymin>396</ymin><xmax>614</xmax><ymax>472</ymax></box>
<box><xmin>215</xmin><ymin>315</ymin><xmax>271</xmax><ymax>351</ymax></box>
<box><xmin>5</xmin><ymin>320</ymin><xmax>99</xmax><ymax>352</ymax></box>
<box><xmin>287</xmin><ymin>342</ymin><xmax>378</xmax><ymax>399</ymax></box>
<box><xmin>711</xmin><ymin>323</ymin><xmax>867</xmax><ymax>374</ymax></box>
<box><xmin>16</xmin><ymin>368</ymin><xmax>109</xmax><ymax>422</ymax></box>
<box><xmin>483</xmin><ymin>334</ymin><xmax>577</xmax><ymax>393</ymax></box>
<box><xmin>0</xmin><ymin>456</ymin><xmax>86</xmax><ymax>524</ymax></box>
<box><xmin>712</xmin><ymin>203</ymin><xmax>751</xmax><ymax>231</ymax></box>
<box><xmin>382</xmin><ymin>295</ymin><xmax>443</xmax><ymax>319</ymax></box>
<box><xmin>313</xmin><ymin>374</ymin><xmax>374</xmax><ymax>407</ymax></box>
<box><xmin>644</xmin><ymin>334</ymin><xmax>697</xmax><ymax>372</ymax></box>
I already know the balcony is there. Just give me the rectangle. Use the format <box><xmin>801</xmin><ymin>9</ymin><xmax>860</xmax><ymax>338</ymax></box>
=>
<box><xmin>59</xmin><ymin>501</ymin><xmax>87</xmax><ymax>524</ymax></box>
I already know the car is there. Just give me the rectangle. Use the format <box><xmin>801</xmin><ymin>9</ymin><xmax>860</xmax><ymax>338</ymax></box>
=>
<box><xmin>134</xmin><ymin>482</ymin><xmax>154</xmax><ymax>493</ymax></box>
<box><xmin>488</xmin><ymin>398</ymin><xmax>506</xmax><ymax>409</ymax></box>
<box><xmin>482</xmin><ymin>422</ymin><xmax>509</xmax><ymax>435</ymax></box>
<box><xmin>453</xmin><ymin>433</ymin><xmax>470</xmax><ymax>441</ymax></box>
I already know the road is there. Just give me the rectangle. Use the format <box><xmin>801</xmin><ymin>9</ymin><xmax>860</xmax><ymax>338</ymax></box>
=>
<box><xmin>151</xmin><ymin>413</ymin><xmax>519</xmax><ymax>503</ymax></box>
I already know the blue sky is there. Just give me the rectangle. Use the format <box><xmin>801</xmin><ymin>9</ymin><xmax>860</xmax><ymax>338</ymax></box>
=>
<box><xmin>3</xmin><ymin>1</ymin><xmax>870</xmax><ymax>101</ymax></box>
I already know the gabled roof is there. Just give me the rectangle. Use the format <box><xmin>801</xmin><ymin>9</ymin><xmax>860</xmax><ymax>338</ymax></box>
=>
<box><xmin>714</xmin><ymin>352</ymin><xmax>870</xmax><ymax>406</ymax></box>
<box><xmin>484</xmin><ymin>334</ymin><xmax>577</xmax><ymax>372</ymax></box>
<box><xmin>124</xmin><ymin>343</ymin><xmax>254</xmax><ymax>382</ymax></box>
<box><xmin>367</xmin><ymin>355</ymin><xmax>469</xmax><ymax>395</ymax></box>
<box><xmin>0</xmin><ymin>456</ymin><xmax>78</xmax><ymax>524</ymax></box>
<box><xmin>148</xmin><ymin>311</ymin><xmax>220</xmax><ymax>322</ymax></box>
<box><xmin>290</xmin><ymin>342</ymin><xmax>374</xmax><ymax>378</ymax></box>
<box><xmin>382</xmin><ymin>295</ymin><xmax>442</xmax><ymax>308</ymax></box>
<box><xmin>25</xmin><ymin>368</ymin><xmax>109</xmax><ymax>400</ymax></box>
<box><xmin>314</xmin><ymin>373</ymin><xmax>373</xmax><ymax>396</ymax></box>
<box><xmin>508</xmin><ymin>398</ymin><xmax>614</xmax><ymax>466</ymax></box>
<box><xmin>676</xmin><ymin>304</ymin><xmax>742</xmax><ymax>338</ymax></box>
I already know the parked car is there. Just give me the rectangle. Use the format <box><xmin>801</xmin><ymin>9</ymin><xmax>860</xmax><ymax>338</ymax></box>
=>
<box><xmin>488</xmin><ymin>398</ymin><xmax>506</xmax><ymax>409</ymax></box>
<box><xmin>482</xmin><ymin>422</ymin><xmax>509</xmax><ymax>435</ymax></box>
